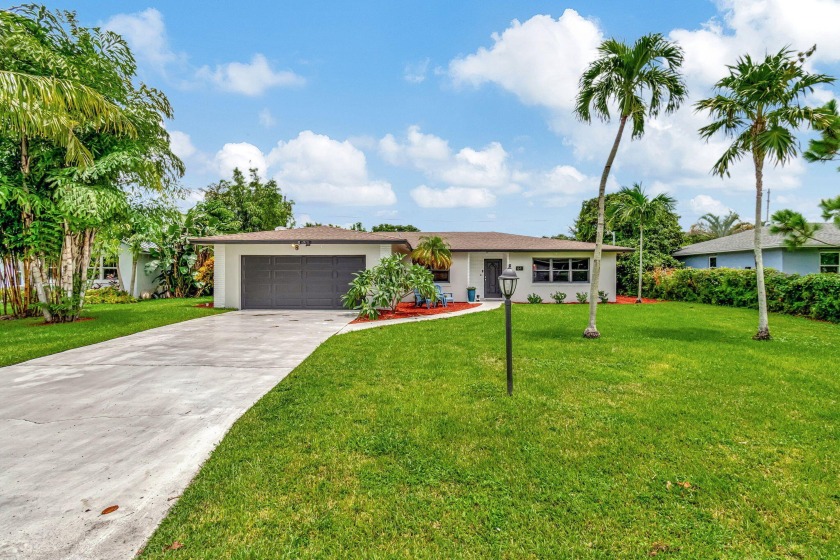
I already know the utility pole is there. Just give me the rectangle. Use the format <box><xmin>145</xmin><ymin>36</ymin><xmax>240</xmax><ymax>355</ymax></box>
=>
<box><xmin>765</xmin><ymin>188</ymin><xmax>771</xmax><ymax>223</ymax></box>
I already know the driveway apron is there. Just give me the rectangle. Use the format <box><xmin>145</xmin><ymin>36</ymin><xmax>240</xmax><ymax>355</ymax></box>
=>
<box><xmin>0</xmin><ymin>310</ymin><xmax>354</xmax><ymax>560</ymax></box>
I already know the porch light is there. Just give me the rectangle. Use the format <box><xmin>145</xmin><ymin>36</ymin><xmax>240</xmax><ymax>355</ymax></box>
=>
<box><xmin>498</xmin><ymin>264</ymin><xmax>519</xmax><ymax>396</ymax></box>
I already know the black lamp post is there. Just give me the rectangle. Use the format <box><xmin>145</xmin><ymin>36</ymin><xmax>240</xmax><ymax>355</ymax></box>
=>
<box><xmin>499</xmin><ymin>264</ymin><xmax>519</xmax><ymax>396</ymax></box>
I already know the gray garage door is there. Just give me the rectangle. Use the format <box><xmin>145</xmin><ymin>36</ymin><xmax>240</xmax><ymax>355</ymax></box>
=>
<box><xmin>241</xmin><ymin>255</ymin><xmax>365</xmax><ymax>310</ymax></box>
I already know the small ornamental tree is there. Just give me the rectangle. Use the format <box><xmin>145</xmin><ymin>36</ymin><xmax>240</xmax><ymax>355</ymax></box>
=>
<box><xmin>342</xmin><ymin>254</ymin><xmax>436</xmax><ymax>319</ymax></box>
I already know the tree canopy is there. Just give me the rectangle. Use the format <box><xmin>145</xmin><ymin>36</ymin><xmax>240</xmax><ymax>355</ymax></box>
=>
<box><xmin>198</xmin><ymin>168</ymin><xmax>293</xmax><ymax>234</ymax></box>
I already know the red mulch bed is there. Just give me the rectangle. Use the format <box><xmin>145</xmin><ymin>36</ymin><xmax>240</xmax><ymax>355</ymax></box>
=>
<box><xmin>351</xmin><ymin>302</ymin><xmax>481</xmax><ymax>323</ymax></box>
<box><xmin>614</xmin><ymin>295</ymin><xmax>660</xmax><ymax>304</ymax></box>
<box><xmin>194</xmin><ymin>302</ymin><xmax>214</xmax><ymax>308</ymax></box>
<box><xmin>32</xmin><ymin>317</ymin><xmax>95</xmax><ymax>326</ymax></box>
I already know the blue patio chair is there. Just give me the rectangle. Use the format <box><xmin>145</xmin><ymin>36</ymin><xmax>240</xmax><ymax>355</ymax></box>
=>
<box><xmin>413</xmin><ymin>289</ymin><xmax>428</xmax><ymax>307</ymax></box>
<box><xmin>433</xmin><ymin>284</ymin><xmax>454</xmax><ymax>308</ymax></box>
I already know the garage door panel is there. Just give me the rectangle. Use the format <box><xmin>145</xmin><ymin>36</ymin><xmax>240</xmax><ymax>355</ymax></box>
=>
<box><xmin>241</xmin><ymin>255</ymin><xmax>364</xmax><ymax>309</ymax></box>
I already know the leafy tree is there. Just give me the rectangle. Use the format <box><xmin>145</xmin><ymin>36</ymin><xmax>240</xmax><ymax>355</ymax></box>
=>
<box><xmin>342</xmin><ymin>254</ymin><xmax>435</xmax><ymax>319</ymax></box>
<box><xmin>820</xmin><ymin>195</ymin><xmax>840</xmax><ymax>226</ymax></box>
<box><xmin>410</xmin><ymin>235</ymin><xmax>452</xmax><ymax>270</ymax></box>
<box><xmin>769</xmin><ymin>195</ymin><xmax>840</xmax><ymax>248</ymax></box>
<box><xmin>803</xmin><ymin>99</ymin><xmax>840</xmax><ymax>170</ymax></box>
<box><xmin>349</xmin><ymin>222</ymin><xmax>366</xmax><ymax>231</ymax></box>
<box><xmin>199</xmin><ymin>168</ymin><xmax>293</xmax><ymax>233</ymax></box>
<box><xmin>687</xmin><ymin>211</ymin><xmax>753</xmax><ymax>243</ymax></box>
<box><xmin>609</xmin><ymin>183</ymin><xmax>677</xmax><ymax>302</ymax></box>
<box><xmin>573</xmin><ymin>193</ymin><xmax>684</xmax><ymax>295</ymax></box>
<box><xmin>696</xmin><ymin>46</ymin><xmax>835</xmax><ymax>340</ymax></box>
<box><xmin>372</xmin><ymin>223</ymin><xmax>420</xmax><ymax>232</ymax></box>
<box><xmin>574</xmin><ymin>33</ymin><xmax>687</xmax><ymax>338</ymax></box>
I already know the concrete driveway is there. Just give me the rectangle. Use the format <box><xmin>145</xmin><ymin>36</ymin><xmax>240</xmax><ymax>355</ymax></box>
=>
<box><xmin>0</xmin><ymin>310</ymin><xmax>355</xmax><ymax>560</ymax></box>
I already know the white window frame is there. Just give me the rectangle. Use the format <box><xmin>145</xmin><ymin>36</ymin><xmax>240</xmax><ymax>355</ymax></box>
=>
<box><xmin>532</xmin><ymin>257</ymin><xmax>590</xmax><ymax>283</ymax></box>
<box><xmin>820</xmin><ymin>251</ymin><xmax>839</xmax><ymax>274</ymax></box>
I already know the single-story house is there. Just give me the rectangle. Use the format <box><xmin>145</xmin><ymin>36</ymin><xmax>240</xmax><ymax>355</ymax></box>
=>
<box><xmin>673</xmin><ymin>223</ymin><xmax>840</xmax><ymax>274</ymax></box>
<box><xmin>191</xmin><ymin>226</ymin><xmax>631</xmax><ymax>310</ymax></box>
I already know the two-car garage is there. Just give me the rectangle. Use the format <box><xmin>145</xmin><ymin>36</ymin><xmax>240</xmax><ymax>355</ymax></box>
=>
<box><xmin>240</xmin><ymin>255</ymin><xmax>365</xmax><ymax>310</ymax></box>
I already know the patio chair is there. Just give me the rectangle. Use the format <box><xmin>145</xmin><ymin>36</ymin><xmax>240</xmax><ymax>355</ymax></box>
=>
<box><xmin>433</xmin><ymin>284</ymin><xmax>454</xmax><ymax>308</ymax></box>
<box><xmin>413</xmin><ymin>289</ymin><xmax>428</xmax><ymax>308</ymax></box>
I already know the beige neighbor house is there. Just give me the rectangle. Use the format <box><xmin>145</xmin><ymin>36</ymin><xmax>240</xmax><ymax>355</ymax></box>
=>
<box><xmin>191</xmin><ymin>226</ymin><xmax>631</xmax><ymax>310</ymax></box>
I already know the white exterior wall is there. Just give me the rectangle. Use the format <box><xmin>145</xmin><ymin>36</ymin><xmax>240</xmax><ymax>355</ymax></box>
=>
<box><xmin>454</xmin><ymin>251</ymin><xmax>618</xmax><ymax>303</ymax></box>
<box><xmin>214</xmin><ymin>244</ymin><xmax>226</xmax><ymax>308</ymax></box>
<box><xmin>117</xmin><ymin>245</ymin><xmax>158</xmax><ymax>298</ymax></box>
<box><xmin>219</xmin><ymin>242</ymin><xmax>388</xmax><ymax>310</ymax></box>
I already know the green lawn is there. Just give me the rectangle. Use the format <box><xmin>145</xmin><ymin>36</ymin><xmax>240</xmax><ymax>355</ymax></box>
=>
<box><xmin>142</xmin><ymin>303</ymin><xmax>838</xmax><ymax>559</ymax></box>
<box><xmin>0</xmin><ymin>298</ymin><xmax>229</xmax><ymax>367</ymax></box>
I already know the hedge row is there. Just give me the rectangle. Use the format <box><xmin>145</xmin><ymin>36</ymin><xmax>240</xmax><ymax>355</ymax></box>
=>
<box><xmin>643</xmin><ymin>267</ymin><xmax>840</xmax><ymax>323</ymax></box>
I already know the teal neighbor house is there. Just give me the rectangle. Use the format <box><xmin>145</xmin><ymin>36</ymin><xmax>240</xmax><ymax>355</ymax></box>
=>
<box><xmin>673</xmin><ymin>224</ymin><xmax>840</xmax><ymax>275</ymax></box>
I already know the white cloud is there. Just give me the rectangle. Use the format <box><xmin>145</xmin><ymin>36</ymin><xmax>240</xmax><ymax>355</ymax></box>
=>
<box><xmin>259</xmin><ymin>108</ymin><xmax>277</xmax><ymax>128</ymax></box>
<box><xmin>410</xmin><ymin>185</ymin><xmax>496</xmax><ymax>208</ymax></box>
<box><xmin>689</xmin><ymin>194</ymin><xmax>731</xmax><ymax>216</ymax></box>
<box><xmin>213</xmin><ymin>142</ymin><xmax>268</xmax><ymax>177</ymax></box>
<box><xmin>104</xmin><ymin>9</ymin><xmax>184</xmax><ymax>74</ymax></box>
<box><xmin>448</xmin><ymin>11</ymin><xmax>602</xmax><ymax>111</ymax></box>
<box><xmin>197</xmin><ymin>54</ymin><xmax>305</xmax><ymax>96</ymax></box>
<box><xmin>168</xmin><ymin>130</ymin><xmax>196</xmax><ymax>159</ymax></box>
<box><xmin>380</xmin><ymin>126</ymin><xmax>520</xmax><ymax>194</ymax></box>
<box><xmin>268</xmin><ymin>131</ymin><xmax>396</xmax><ymax>206</ymax></box>
<box><xmin>404</xmin><ymin>58</ymin><xmax>431</xmax><ymax>83</ymax></box>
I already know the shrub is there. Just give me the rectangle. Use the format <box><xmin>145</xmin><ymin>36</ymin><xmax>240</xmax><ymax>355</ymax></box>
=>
<box><xmin>598</xmin><ymin>291</ymin><xmax>609</xmax><ymax>303</ymax></box>
<box><xmin>550</xmin><ymin>291</ymin><xmax>567</xmax><ymax>304</ymax></box>
<box><xmin>342</xmin><ymin>254</ymin><xmax>435</xmax><ymax>319</ymax></box>
<box><xmin>644</xmin><ymin>267</ymin><xmax>840</xmax><ymax>323</ymax></box>
<box><xmin>575</xmin><ymin>292</ymin><xmax>588</xmax><ymax>303</ymax></box>
<box><xmin>84</xmin><ymin>287</ymin><xmax>138</xmax><ymax>305</ymax></box>
<box><xmin>527</xmin><ymin>293</ymin><xmax>543</xmax><ymax>304</ymax></box>
<box><xmin>194</xmin><ymin>257</ymin><xmax>214</xmax><ymax>294</ymax></box>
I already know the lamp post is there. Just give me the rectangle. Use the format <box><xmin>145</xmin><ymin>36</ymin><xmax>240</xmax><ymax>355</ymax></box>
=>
<box><xmin>499</xmin><ymin>265</ymin><xmax>519</xmax><ymax>396</ymax></box>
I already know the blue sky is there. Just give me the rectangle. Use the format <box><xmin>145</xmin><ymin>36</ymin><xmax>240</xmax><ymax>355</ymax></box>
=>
<box><xmin>48</xmin><ymin>1</ymin><xmax>840</xmax><ymax>235</ymax></box>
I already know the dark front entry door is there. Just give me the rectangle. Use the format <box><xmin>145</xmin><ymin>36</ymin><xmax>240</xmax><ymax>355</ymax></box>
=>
<box><xmin>241</xmin><ymin>255</ymin><xmax>365</xmax><ymax>309</ymax></box>
<box><xmin>483</xmin><ymin>259</ymin><xmax>503</xmax><ymax>299</ymax></box>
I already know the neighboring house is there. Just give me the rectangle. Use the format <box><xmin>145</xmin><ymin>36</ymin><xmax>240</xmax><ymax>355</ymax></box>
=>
<box><xmin>117</xmin><ymin>241</ymin><xmax>160</xmax><ymax>298</ymax></box>
<box><xmin>673</xmin><ymin>223</ymin><xmax>840</xmax><ymax>274</ymax></box>
<box><xmin>191</xmin><ymin>226</ymin><xmax>632</xmax><ymax>310</ymax></box>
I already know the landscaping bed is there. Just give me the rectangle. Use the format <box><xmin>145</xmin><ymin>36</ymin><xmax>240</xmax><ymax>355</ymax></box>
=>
<box><xmin>350</xmin><ymin>301</ymin><xmax>481</xmax><ymax>323</ymax></box>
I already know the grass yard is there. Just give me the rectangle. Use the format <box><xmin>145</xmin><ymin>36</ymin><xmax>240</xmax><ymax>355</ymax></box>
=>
<box><xmin>142</xmin><ymin>302</ymin><xmax>839</xmax><ymax>559</ymax></box>
<box><xmin>0</xmin><ymin>297</ymin><xmax>228</xmax><ymax>367</ymax></box>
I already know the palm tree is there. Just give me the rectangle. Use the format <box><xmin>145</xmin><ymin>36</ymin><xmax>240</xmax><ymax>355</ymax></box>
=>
<box><xmin>695</xmin><ymin>211</ymin><xmax>752</xmax><ymax>239</ymax></box>
<box><xmin>609</xmin><ymin>183</ymin><xmax>676</xmax><ymax>303</ymax></box>
<box><xmin>696</xmin><ymin>46</ymin><xmax>835</xmax><ymax>340</ymax></box>
<box><xmin>803</xmin><ymin>99</ymin><xmax>840</xmax><ymax>170</ymax></box>
<box><xmin>574</xmin><ymin>33</ymin><xmax>687</xmax><ymax>338</ymax></box>
<box><xmin>410</xmin><ymin>235</ymin><xmax>452</xmax><ymax>271</ymax></box>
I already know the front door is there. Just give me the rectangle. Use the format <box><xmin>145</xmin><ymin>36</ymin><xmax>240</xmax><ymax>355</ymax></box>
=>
<box><xmin>483</xmin><ymin>259</ymin><xmax>503</xmax><ymax>299</ymax></box>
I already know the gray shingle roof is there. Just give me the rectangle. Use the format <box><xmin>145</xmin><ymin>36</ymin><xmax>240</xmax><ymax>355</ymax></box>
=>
<box><xmin>673</xmin><ymin>223</ymin><xmax>840</xmax><ymax>256</ymax></box>
<box><xmin>191</xmin><ymin>226</ymin><xmax>406</xmax><ymax>244</ymax></box>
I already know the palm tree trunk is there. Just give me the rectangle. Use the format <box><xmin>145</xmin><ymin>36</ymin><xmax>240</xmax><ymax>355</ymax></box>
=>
<box><xmin>19</xmin><ymin>136</ymin><xmax>52</xmax><ymax>322</ymax></box>
<box><xmin>584</xmin><ymin>115</ymin><xmax>628</xmax><ymax>338</ymax></box>
<box><xmin>637</xmin><ymin>224</ymin><xmax>644</xmax><ymax>303</ymax></box>
<box><xmin>130</xmin><ymin>255</ymin><xmax>138</xmax><ymax>297</ymax></box>
<box><xmin>752</xmin><ymin>150</ymin><xmax>770</xmax><ymax>340</ymax></box>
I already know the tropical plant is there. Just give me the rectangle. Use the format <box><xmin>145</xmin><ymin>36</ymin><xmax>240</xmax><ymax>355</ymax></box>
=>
<box><xmin>372</xmin><ymin>223</ymin><xmax>420</xmax><ymax>232</ymax></box>
<box><xmin>598</xmin><ymin>291</ymin><xmax>609</xmax><ymax>304</ymax></box>
<box><xmin>146</xmin><ymin>207</ymin><xmax>217</xmax><ymax>298</ymax></box>
<box><xmin>410</xmin><ymin>235</ymin><xmax>452</xmax><ymax>270</ymax></box>
<box><xmin>768</xmin><ymin>195</ymin><xmax>839</xmax><ymax>248</ymax></box>
<box><xmin>527</xmin><ymin>293</ymin><xmax>543</xmax><ymax>304</ymax></box>
<box><xmin>84</xmin><ymin>286</ymin><xmax>136</xmax><ymax>305</ymax></box>
<box><xmin>696</xmin><ymin>46</ymin><xmax>835</xmax><ymax>340</ymax></box>
<box><xmin>550</xmin><ymin>291</ymin><xmax>567</xmax><ymax>304</ymax></box>
<box><xmin>689</xmin><ymin>211</ymin><xmax>753</xmax><ymax>242</ymax></box>
<box><xmin>608</xmin><ymin>183</ymin><xmax>677</xmax><ymax>302</ymax></box>
<box><xmin>576</xmin><ymin>292</ymin><xmax>588</xmax><ymax>304</ymax></box>
<box><xmin>342</xmin><ymin>254</ymin><xmax>436</xmax><ymax>319</ymax></box>
<box><xmin>199</xmin><ymin>168</ymin><xmax>294</xmax><ymax>234</ymax></box>
<box><xmin>803</xmin><ymin>99</ymin><xmax>840</xmax><ymax>170</ymax></box>
<box><xmin>574</xmin><ymin>33</ymin><xmax>687</xmax><ymax>337</ymax></box>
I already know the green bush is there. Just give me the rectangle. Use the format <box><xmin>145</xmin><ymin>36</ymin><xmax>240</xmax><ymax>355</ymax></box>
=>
<box><xmin>575</xmin><ymin>292</ymin><xmax>588</xmax><ymax>304</ymax></box>
<box><xmin>85</xmin><ymin>287</ymin><xmax>138</xmax><ymax>305</ymax></box>
<box><xmin>598</xmin><ymin>291</ymin><xmax>609</xmax><ymax>303</ymax></box>
<box><xmin>526</xmin><ymin>293</ymin><xmax>543</xmax><ymax>304</ymax></box>
<box><xmin>550</xmin><ymin>291</ymin><xmax>567</xmax><ymax>304</ymax></box>
<box><xmin>644</xmin><ymin>268</ymin><xmax>840</xmax><ymax>323</ymax></box>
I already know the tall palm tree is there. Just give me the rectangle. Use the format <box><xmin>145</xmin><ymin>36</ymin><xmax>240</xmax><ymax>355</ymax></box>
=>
<box><xmin>609</xmin><ymin>183</ymin><xmax>676</xmax><ymax>303</ymax></box>
<box><xmin>410</xmin><ymin>235</ymin><xmax>452</xmax><ymax>271</ymax></box>
<box><xmin>696</xmin><ymin>211</ymin><xmax>750</xmax><ymax>238</ymax></box>
<box><xmin>574</xmin><ymin>33</ymin><xmax>687</xmax><ymax>338</ymax></box>
<box><xmin>696</xmin><ymin>47</ymin><xmax>834</xmax><ymax>340</ymax></box>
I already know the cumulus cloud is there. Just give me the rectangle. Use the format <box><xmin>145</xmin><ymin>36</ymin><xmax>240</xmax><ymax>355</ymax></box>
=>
<box><xmin>410</xmin><ymin>185</ymin><xmax>496</xmax><ymax>208</ymax></box>
<box><xmin>168</xmin><ymin>130</ymin><xmax>196</xmax><ymax>159</ymax></box>
<box><xmin>448</xmin><ymin>11</ymin><xmax>602</xmax><ymax>111</ymax></box>
<box><xmin>214</xmin><ymin>142</ymin><xmax>268</xmax><ymax>177</ymax></box>
<box><xmin>689</xmin><ymin>194</ymin><xmax>731</xmax><ymax>216</ymax></box>
<box><xmin>268</xmin><ymin>131</ymin><xmax>396</xmax><ymax>206</ymax></box>
<box><xmin>104</xmin><ymin>8</ymin><xmax>185</xmax><ymax>74</ymax></box>
<box><xmin>197</xmin><ymin>54</ymin><xmax>305</xmax><ymax>96</ymax></box>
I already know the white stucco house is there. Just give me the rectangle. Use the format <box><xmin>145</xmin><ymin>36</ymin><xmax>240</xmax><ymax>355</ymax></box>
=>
<box><xmin>191</xmin><ymin>226</ymin><xmax>632</xmax><ymax>310</ymax></box>
<box><xmin>117</xmin><ymin>241</ymin><xmax>159</xmax><ymax>298</ymax></box>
